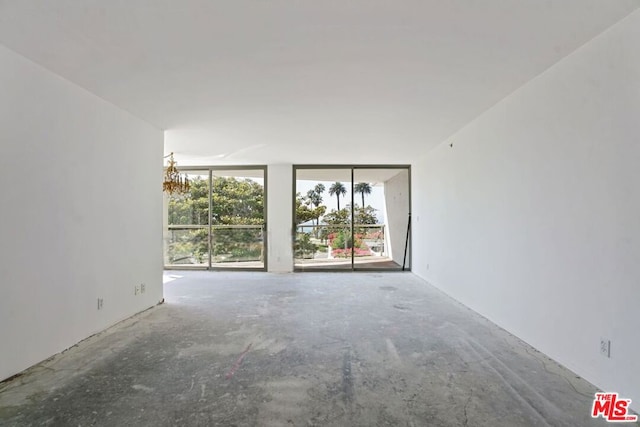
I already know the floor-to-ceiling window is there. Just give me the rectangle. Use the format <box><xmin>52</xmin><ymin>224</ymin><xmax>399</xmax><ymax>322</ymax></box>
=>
<box><xmin>164</xmin><ymin>169</ymin><xmax>210</xmax><ymax>269</ymax></box>
<box><xmin>164</xmin><ymin>166</ymin><xmax>266</xmax><ymax>270</ymax></box>
<box><xmin>293</xmin><ymin>165</ymin><xmax>410</xmax><ymax>271</ymax></box>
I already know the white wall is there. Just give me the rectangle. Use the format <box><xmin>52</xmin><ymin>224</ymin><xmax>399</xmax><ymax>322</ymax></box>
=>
<box><xmin>0</xmin><ymin>45</ymin><xmax>164</xmax><ymax>381</ymax></box>
<box><xmin>267</xmin><ymin>164</ymin><xmax>293</xmax><ymax>272</ymax></box>
<box><xmin>413</xmin><ymin>11</ymin><xmax>640</xmax><ymax>409</ymax></box>
<box><xmin>383</xmin><ymin>169</ymin><xmax>411</xmax><ymax>266</ymax></box>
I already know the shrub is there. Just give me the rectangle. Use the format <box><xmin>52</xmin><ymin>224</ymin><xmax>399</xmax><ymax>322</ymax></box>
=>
<box><xmin>330</xmin><ymin>230</ymin><xmax>363</xmax><ymax>250</ymax></box>
<box><xmin>331</xmin><ymin>247</ymin><xmax>372</xmax><ymax>258</ymax></box>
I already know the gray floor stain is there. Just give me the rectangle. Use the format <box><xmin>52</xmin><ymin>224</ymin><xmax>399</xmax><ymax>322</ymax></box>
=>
<box><xmin>341</xmin><ymin>350</ymin><xmax>355</xmax><ymax>405</ymax></box>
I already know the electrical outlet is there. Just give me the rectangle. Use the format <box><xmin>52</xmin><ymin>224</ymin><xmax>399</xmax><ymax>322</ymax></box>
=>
<box><xmin>97</xmin><ymin>298</ymin><xmax>103</xmax><ymax>310</ymax></box>
<box><xmin>134</xmin><ymin>284</ymin><xmax>140</xmax><ymax>296</ymax></box>
<box><xmin>600</xmin><ymin>338</ymin><xmax>611</xmax><ymax>358</ymax></box>
<box><xmin>140</xmin><ymin>283</ymin><xmax>146</xmax><ymax>294</ymax></box>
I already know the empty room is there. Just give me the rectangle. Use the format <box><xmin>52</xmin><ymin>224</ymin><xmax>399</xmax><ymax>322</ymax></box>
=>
<box><xmin>1</xmin><ymin>1</ymin><xmax>639</xmax><ymax>426</ymax></box>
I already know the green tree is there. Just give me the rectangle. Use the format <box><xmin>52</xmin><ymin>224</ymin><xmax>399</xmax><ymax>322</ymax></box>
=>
<box><xmin>322</xmin><ymin>205</ymin><xmax>377</xmax><ymax>226</ymax></box>
<box><xmin>328</xmin><ymin>182</ymin><xmax>347</xmax><ymax>210</ymax></box>
<box><xmin>168</xmin><ymin>176</ymin><xmax>210</xmax><ymax>225</ymax></box>
<box><xmin>305</xmin><ymin>183</ymin><xmax>326</xmax><ymax>230</ymax></box>
<box><xmin>321</xmin><ymin>207</ymin><xmax>349</xmax><ymax>244</ymax></box>
<box><xmin>315</xmin><ymin>205</ymin><xmax>327</xmax><ymax>217</ymax></box>
<box><xmin>168</xmin><ymin>176</ymin><xmax>264</xmax><ymax>226</ymax></box>
<box><xmin>294</xmin><ymin>233</ymin><xmax>317</xmax><ymax>259</ymax></box>
<box><xmin>295</xmin><ymin>193</ymin><xmax>316</xmax><ymax>225</ymax></box>
<box><xmin>211</xmin><ymin>177</ymin><xmax>264</xmax><ymax>225</ymax></box>
<box><xmin>305</xmin><ymin>189</ymin><xmax>322</xmax><ymax>210</ymax></box>
<box><xmin>355</xmin><ymin>205</ymin><xmax>378</xmax><ymax>225</ymax></box>
<box><xmin>167</xmin><ymin>176</ymin><xmax>264</xmax><ymax>263</ymax></box>
<box><xmin>209</xmin><ymin>177</ymin><xmax>264</xmax><ymax>262</ymax></box>
<box><xmin>354</xmin><ymin>182</ymin><xmax>372</xmax><ymax>207</ymax></box>
<box><xmin>323</xmin><ymin>208</ymin><xmax>350</xmax><ymax>225</ymax></box>
<box><xmin>330</xmin><ymin>230</ymin><xmax>364</xmax><ymax>250</ymax></box>
<box><xmin>314</xmin><ymin>183</ymin><xmax>326</xmax><ymax>197</ymax></box>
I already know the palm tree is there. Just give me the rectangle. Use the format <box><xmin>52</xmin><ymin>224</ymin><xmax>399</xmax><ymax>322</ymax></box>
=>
<box><xmin>306</xmin><ymin>183</ymin><xmax>324</xmax><ymax>209</ymax></box>
<box><xmin>354</xmin><ymin>182</ymin><xmax>372</xmax><ymax>207</ymax></box>
<box><xmin>314</xmin><ymin>183</ymin><xmax>325</xmax><ymax>197</ymax></box>
<box><xmin>306</xmin><ymin>189</ymin><xmax>320</xmax><ymax>207</ymax></box>
<box><xmin>305</xmin><ymin>189</ymin><xmax>322</xmax><ymax>227</ymax></box>
<box><xmin>328</xmin><ymin>182</ymin><xmax>347</xmax><ymax>210</ymax></box>
<box><xmin>306</xmin><ymin>183</ymin><xmax>326</xmax><ymax>236</ymax></box>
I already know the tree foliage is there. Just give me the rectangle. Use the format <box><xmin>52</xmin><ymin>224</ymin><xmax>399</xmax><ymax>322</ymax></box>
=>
<box><xmin>295</xmin><ymin>193</ymin><xmax>316</xmax><ymax>225</ymax></box>
<box><xmin>306</xmin><ymin>183</ymin><xmax>325</xmax><ymax>208</ymax></box>
<box><xmin>296</xmin><ymin>193</ymin><xmax>326</xmax><ymax>226</ymax></box>
<box><xmin>167</xmin><ymin>176</ymin><xmax>264</xmax><ymax>263</ymax></box>
<box><xmin>323</xmin><ymin>208</ymin><xmax>350</xmax><ymax>225</ymax></box>
<box><xmin>168</xmin><ymin>176</ymin><xmax>263</xmax><ymax>226</ymax></box>
<box><xmin>168</xmin><ymin>176</ymin><xmax>210</xmax><ymax>225</ymax></box>
<box><xmin>328</xmin><ymin>181</ymin><xmax>347</xmax><ymax>210</ymax></box>
<box><xmin>294</xmin><ymin>233</ymin><xmax>317</xmax><ymax>259</ymax></box>
<box><xmin>322</xmin><ymin>205</ymin><xmax>378</xmax><ymax>225</ymax></box>
<box><xmin>355</xmin><ymin>206</ymin><xmax>377</xmax><ymax>225</ymax></box>
<box><xmin>354</xmin><ymin>182</ymin><xmax>372</xmax><ymax>207</ymax></box>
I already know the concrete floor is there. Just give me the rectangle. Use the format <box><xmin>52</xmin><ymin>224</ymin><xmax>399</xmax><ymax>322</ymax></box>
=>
<box><xmin>0</xmin><ymin>271</ymin><xmax>631</xmax><ymax>427</ymax></box>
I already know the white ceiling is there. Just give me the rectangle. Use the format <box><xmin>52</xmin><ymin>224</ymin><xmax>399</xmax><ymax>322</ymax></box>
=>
<box><xmin>1</xmin><ymin>1</ymin><xmax>638</xmax><ymax>165</ymax></box>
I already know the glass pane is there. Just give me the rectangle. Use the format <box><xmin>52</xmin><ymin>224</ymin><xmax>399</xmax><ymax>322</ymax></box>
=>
<box><xmin>211</xmin><ymin>225</ymin><xmax>264</xmax><ymax>268</ymax></box>
<box><xmin>164</xmin><ymin>226</ymin><xmax>209</xmax><ymax>267</ymax></box>
<box><xmin>164</xmin><ymin>171</ymin><xmax>210</xmax><ymax>268</ymax></box>
<box><xmin>210</xmin><ymin>169</ymin><xmax>265</xmax><ymax>270</ymax></box>
<box><xmin>294</xmin><ymin>168</ymin><xmax>353</xmax><ymax>270</ymax></box>
<box><xmin>353</xmin><ymin>168</ymin><xmax>410</xmax><ymax>271</ymax></box>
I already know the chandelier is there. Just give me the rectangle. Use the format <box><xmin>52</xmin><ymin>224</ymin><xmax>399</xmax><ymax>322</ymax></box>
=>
<box><xmin>163</xmin><ymin>152</ymin><xmax>190</xmax><ymax>195</ymax></box>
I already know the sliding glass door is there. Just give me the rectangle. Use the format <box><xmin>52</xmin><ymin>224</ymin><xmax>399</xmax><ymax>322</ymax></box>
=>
<box><xmin>164</xmin><ymin>170</ymin><xmax>210</xmax><ymax>268</ymax></box>
<box><xmin>164</xmin><ymin>166</ymin><xmax>266</xmax><ymax>270</ymax></box>
<box><xmin>353</xmin><ymin>167</ymin><xmax>410</xmax><ymax>271</ymax></box>
<box><xmin>294</xmin><ymin>167</ymin><xmax>353</xmax><ymax>270</ymax></box>
<box><xmin>210</xmin><ymin>169</ymin><xmax>266</xmax><ymax>269</ymax></box>
<box><xmin>293</xmin><ymin>165</ymin><xmax>410</xmax><ymax>271</ymax></box>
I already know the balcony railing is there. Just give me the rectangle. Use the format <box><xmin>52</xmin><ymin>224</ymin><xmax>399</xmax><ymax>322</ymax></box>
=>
<box><xmin>295</xmin><ymin>223</ymin><xmax>386</xmax><ymax>261</ymax></box>
<box><xmin>164</xmin><ymin>224</ymin><xmax>264</xmax><ymax>267</ymax></box>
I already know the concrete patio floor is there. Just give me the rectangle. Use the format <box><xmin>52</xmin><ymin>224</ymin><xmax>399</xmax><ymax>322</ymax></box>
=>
<box><xmin>0</xmin><ymin>271</ymin><xmax>629</xmax><ymax>426</ymax></box>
